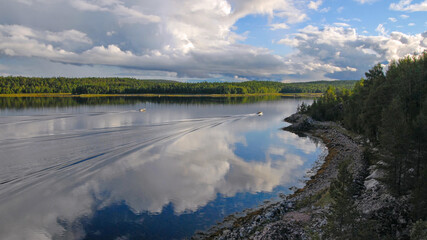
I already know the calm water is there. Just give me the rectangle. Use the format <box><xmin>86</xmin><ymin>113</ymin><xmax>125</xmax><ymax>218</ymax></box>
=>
<box><xmin>0</xmin><ymin>97</ymin><xmax>324</xmax><ymax>240</ymax></box>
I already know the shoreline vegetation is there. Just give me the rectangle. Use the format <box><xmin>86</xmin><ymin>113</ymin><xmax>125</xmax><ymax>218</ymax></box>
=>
<box><xmin>196</xmin><ymin>52</ymin><xmax>427</xmax><ymax>239</ymax></box>
<box><xmin>0</xmin><ymin>92</ymin><xmax>322</xmax><ymax>98</ymax></box>
<box><xmin>0</xmin><ymin>77</ymin><xmax>355</xmax><ymax>96</ymax></box>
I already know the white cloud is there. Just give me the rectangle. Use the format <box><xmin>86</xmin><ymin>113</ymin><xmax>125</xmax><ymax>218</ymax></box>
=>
<box><xmin>308</xmin><ymin>0</ymin><xmax>322</xmax><ymax>10</ymax></box>
<box><xmin>337</xmin><ymin>17</ymin><xmax>362</xmax><ymax>22</ymax></box>
<box><xmin>334</xmin><ymin>22</ymin><xmax>351</xmax><ymax>27</ymax></box>
<box><xmin>376</xmin><ymin>23</ymin><xmax>388</xmax><ymax>36</ymax></box>
<box><xmin>278</xmin><ymin>25</ymin><xmax>427</xmax><ymax>79</ymax></box>
<box><xmin>70</xmin><ymin>0</ymin><xmax>162</xmax><ymax>24</ymax></box>
<box><xmin>390</xmin><ymin>0</ymin><xmax>427</xmax><ymax>12</ymax></box>
<box><xmin>353</xmin><ymin>0</ymin><xmax>378</xmax><ymax>3</ymax></box>
<box><xmin>270</xmin><ymin>22</ymin><xmax>289</xmax><ymax>30</ymax></box>
<box><xmin>389</xmin><ymin>17</ymin><xmax>398</xmax><ymax>22</ymax></box>
<box><xmin>400</xmin><ymin>14</ymin><xmax>410</xmax><ymax>18</ymax></box>
<box><xmin>408</xmin><ymin>22</ymin><xmax>416</xmax><ymax>26</ymax></box>
<box><xmin>233</xmin><ymin>75</ymin><xmax>249</xmax><ymax>81</ymax></box>
<box><xmin>0</xmin><ymin>25</ymin><xmax>91</xmax><ymax>46</ymax></box>
<box><xmin>0</xmin><ymin>25</ymin><xmax>79</xmax><ymax>58</ymax></box>
<box><xmin>230</xmin><ymin>0</ymin><xmax>307</xmax><ymax>23</ymax></box>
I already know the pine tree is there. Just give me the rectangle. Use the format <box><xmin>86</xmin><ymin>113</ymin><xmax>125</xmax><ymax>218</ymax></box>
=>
<box><xmin>324</xmin><ymin>160</ymin><xmax>359</xmax><ymax>239</ymax></box>
<box><xmin>379</xmin><ymin>98</ymin><xmax>411</xmax><ymax>195</ymax></box>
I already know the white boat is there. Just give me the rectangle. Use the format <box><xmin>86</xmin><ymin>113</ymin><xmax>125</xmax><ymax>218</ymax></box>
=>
<box><xmin>257</xmin><ymin>111</ymin><xmax>263</xmax><ymax>116</ymax></box>
<box><xmin>139</xmin><ymin>108</ymin><xmax>146</xmax><ymax>112</ymax></box>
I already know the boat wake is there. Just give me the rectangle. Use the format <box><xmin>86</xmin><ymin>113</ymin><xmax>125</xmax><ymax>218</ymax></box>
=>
<box><xmin>0</xmin><ymin>111</ymin><xmax>257</xmax><ymax>199</ymax></box>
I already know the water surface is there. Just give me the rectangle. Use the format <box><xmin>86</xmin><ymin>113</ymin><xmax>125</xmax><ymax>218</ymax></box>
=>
<box><xmin>0</xmin><ymin>97</ymin><xmax>324</xmax><ymax>239</ymax></box>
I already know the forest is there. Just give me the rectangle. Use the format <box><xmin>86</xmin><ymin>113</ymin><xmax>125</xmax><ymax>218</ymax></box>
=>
<box><xmin>0</xmin><ymin>77</ymin><xmax>356</xmax><ymax>95</ymax></box>
<box><xmin>300</xmin><ymin>51</ymin><xmax>427</xmax><ymax>228</ymax></box>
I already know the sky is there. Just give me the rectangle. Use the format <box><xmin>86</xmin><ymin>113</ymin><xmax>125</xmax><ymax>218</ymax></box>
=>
<box><xmin>0</xmin><ymin>0</ymin><xmax>426</xmax><ymax>82</ymax></box>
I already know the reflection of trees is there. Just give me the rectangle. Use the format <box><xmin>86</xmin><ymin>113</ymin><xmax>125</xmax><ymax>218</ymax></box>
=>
<box><xmin>0</xmin><ymin>96</ymin><xmax>283</xmax><ymax>109</ymax></box>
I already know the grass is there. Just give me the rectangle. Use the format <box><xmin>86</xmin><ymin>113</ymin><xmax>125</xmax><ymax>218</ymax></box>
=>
<box><xmin>0</xmin><ymin>93</ymin><xmax>323</xmax><ymax>98</ymax></box>
<box><xmin>294</xmin><ymin>188</ymin><xmax>332</xmax><ymax>210</ymax></box>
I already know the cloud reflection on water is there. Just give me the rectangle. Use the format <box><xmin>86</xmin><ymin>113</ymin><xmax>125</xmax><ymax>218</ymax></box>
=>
<box><xmin>0</xmin><ymin>99</ymin><xmax>321</xmax><ymax>239</ymax></box>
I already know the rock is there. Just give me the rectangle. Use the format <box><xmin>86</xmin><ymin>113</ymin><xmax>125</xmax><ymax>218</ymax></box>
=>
<box><xmin>367</xmin><ymin>168</ymin><xmax>384</xmax><ymax>180</ymax></box>
<box><xmin>283</xmin><ymin>113</ymin><xmax>315</xmax><ymax>132</ymax></box>
<box><xmin>264</xmin><ymin>212</ymin><xmax>273</xmax><ymax>219</ymax></box>
<box><xmin>364</xmin><ymin>178</ymin><xmax>380</xmax><ymax>191</ymax></box>
<box><xmin>284</xmin><ymin>113</ymin><xmax>304</xmax><ymax>123</ymax></box>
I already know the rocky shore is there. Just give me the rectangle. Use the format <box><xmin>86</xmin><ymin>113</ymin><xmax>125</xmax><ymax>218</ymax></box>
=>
<box><xmin>194</xmin><ymin>113</ymin><xmax>411</xmax><ymax>239</ymax></box>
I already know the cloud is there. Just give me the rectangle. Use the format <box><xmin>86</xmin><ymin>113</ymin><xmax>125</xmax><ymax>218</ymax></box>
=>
<box><xmin>334</xmin><ymin>22</ymin><xmax>351</xmax><ymax>27</ymax></box>
<box><xmin>307</xmin><ymin>0</ymin><xmax>329</xmax><ymax>13</ymax></box>
<box><xmin>390</xmin><ymin>0</ymin><xmax>427</xmax><ymax>12</ymax></box>
<box><xmin>353</xmin><ymin>0</ymin><xmax>378</xmax><ymax>3</ymax></box>
<box><xmin>106</xmin><ymin>31</ymin><xmax>115</xmax><ymax>36</ymax></box>
<box><xmin>278</xmin><ymin>25</ymin><xmax>427</xmax><ymax>79</ymax></box>
<box><xmin>70</xmin><ymin>0</ymin><xmax>162</xmax><ymax>24</ymax></box>
<box><xmin>0</xmin><ymin>0</ymin><xmax>425</xmax><ymax>81</ymax></box>
<box><xmin>389</xmin><ymin>17</ymin><xmax>398</xmax><ymax>22</ymax></box>
<box><xmin>376</xmin><ymin>24</ymin><xmax>388</xmax><ymax>36</ymax></box>
<box><xmin>318</xmin><ymin>7</ymin><xmax>330</xmax><ymax>13</ymax></box>
<box><xmin>0</xmin><ymin>0</ymin><xmax>320</xmax><ymax>80</ymax></box>
<box><xmin>270</xmin><ymin>22</ymin><xmax>289</xmax><ymax>30</ymax></box>
<box><xmin>337</xmin><ymin>17</ymin><xmax>362</xmax><ymax>22</ymax></box>
<box><xmin>230</xmin><ymin>0</ymin><xmax>307</xmax><ymax>24</ymax></box>
<box><xmin>400</xmin><ymin>14</ymin><xmax>410</xmax><ymax>18</ymax></box>
<box><xmin>0</xmin><ymin>22</ymin><xmax>355</xmax><ymax>80</ymax></box>
<box><xmin>308</xmin><ymin>0</ymin><xmax>322</xmax><ymax>10</ymax></box>
<box><xmin>0</xmin><ymin>25</ymin><xmax>92</xmax><ymax>53</ymax></box>
<box><xmin>0</xmin><ymin>26</ymin><xmax>78</xmax><ymax>58</ymax></box>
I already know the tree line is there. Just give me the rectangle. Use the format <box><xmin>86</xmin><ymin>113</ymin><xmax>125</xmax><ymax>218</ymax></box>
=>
<box><xmin>300</xmin><ymin>51</ymin><xmax>427</xmax><ymax>226</ymax></box>
<box><xmin>0</xmin><ymin>77</ymin><xmax>356</xmax><ymax>95</ymax></box>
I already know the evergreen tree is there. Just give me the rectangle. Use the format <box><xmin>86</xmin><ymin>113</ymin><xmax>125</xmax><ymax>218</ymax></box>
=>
<box><xmin>307</xmin><ymin>51</ymin><xmax>427</xmax><ymax>224</ymax></box>
<box><xmin>379</xmin><ymin>97</ymin><xmax>411</xmax><ymax>195</ymax></box>
<box><xmin>412</xmin><ymin>99</ymin><xmax>427</xmax><ymax>220</ymax></box>
<box><xmin>324</xmin><ymin>160</ymin><xmax>359</xmax><ymax>239</ymax></box>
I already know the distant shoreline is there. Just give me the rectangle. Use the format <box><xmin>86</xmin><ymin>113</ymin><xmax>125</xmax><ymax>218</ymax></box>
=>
<box><xmin>0</xmin><ymin>93</ymin><xmax>322</xmax><ymax>98</ymax></box>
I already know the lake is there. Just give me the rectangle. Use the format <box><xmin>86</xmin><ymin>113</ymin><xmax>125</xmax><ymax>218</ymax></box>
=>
<box><xmin>0</xmin><ymin>97</ymin><xmax>324</xmax><ymax>240</ymax></box>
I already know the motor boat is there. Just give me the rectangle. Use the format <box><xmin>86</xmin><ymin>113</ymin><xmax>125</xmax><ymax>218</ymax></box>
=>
<box><xmin>257</xmin><ymin>111</ymin><xmax>263</xmax><ymax>116</ymax></box>
<box><xmin>139</xmin><ymin>108</ymin><xmax>146</xmax><ymax>112</ymax></box>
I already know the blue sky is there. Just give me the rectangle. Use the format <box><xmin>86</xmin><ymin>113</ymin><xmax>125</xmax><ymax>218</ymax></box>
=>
<box><xmin>0</xmin><ymin>0</ymin><xmax>426</xmax><ymax>82</ymax></box>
